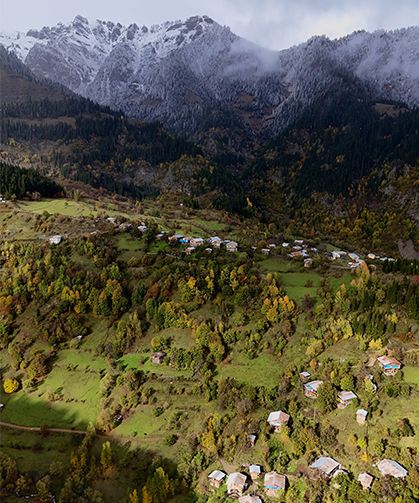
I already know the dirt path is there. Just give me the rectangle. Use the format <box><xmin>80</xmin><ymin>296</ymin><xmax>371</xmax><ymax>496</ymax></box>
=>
<box><xmin>0</xmin><ymin>421</ymin><xmax>93</xmax><ymax>436</ymax></box>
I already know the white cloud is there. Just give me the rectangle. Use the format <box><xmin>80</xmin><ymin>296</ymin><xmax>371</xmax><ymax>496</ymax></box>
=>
<box><xmin>0</xmin><ymin>0</ymin><xmax>418</xmax><ymax>49</ymax></box>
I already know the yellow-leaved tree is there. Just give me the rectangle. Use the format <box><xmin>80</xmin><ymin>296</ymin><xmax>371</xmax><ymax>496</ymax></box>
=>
<box><xmin>3</xmin><ymin>378</ymin><xmax>19</xmax><ymax>393</ymax></box>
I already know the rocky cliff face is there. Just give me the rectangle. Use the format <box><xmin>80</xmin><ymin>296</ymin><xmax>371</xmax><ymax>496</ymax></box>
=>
<box><xmin>1</xmin><ymin>15</ymin><xmax>418</xmax><ymax>135</ymax></box>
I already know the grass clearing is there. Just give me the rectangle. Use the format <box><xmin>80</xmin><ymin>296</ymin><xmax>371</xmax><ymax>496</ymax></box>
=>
<box><xmin>119</xmin><ymin>353</ymin><xmax>191</xmax><ymax>378</ymax></box>
<box><xmin>218</xmin><ymin>352</ymin><xmax>281</xmax><ymax>388</ymax></box>
<box><xmin>403</xmin><ymin>366</ymin><xmax>419</xmax><ymax>386</ymax></box>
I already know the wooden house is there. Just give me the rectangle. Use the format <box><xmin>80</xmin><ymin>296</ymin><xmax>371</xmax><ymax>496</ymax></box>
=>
<box><xmin>226</xmin><ymin>472</ymin><xmax>247</xmax><ymax>498</ymax></box>
<box><xmin>267</xmin><ymin>410</ymin><xmax>290</xmax><ymax>432</ymax></box>
<box><xmin>49</xmin><ymin>235</ymin><xmax>62</xmax><ymax>245</ymax></box>
<box><xmin>299</xmin><ymin>371</ymin><xmax>311</xmax><ymax>382</ymax></box>
<box><xmin>309</xmin><ymin>457</ymin><xmax>341</xmax><ymax>479</ymax></box>
<box><xmin>337</xmin><ymin>391</ymin><xmax>357</xmax><ymax>409</ymax></box>
<box><xmin>226</xmin><ymin>241</ymin><xmax>238</xmax><ymax>253</ymax></box>
<box><xmin>358</xmin><ymin>472</ymin><xmax>374</xmax><ymax>490</ymax></box>
<box><xmin>151</xmin><ymin>351</ymin><xmax>166</xmax><ymax>364</ymax></box>
<box><xmin>377</xmin><ymin>356</ymin><xmax>401</xmax><ymax>376</ymax></box>
<box><xmin>264</xmin><ymin>471</ymin><xmax>286</xmax><ymax>497</ymax></box>
<box><xmin>238</xmin><ymin>496</ymin><xmax>262</xmax><ymax>503</ymax></box>
<box><xmin>376</xmin><ymin>459</ymin><xmax>408</xmax><ymax>478</ymax></box>
<box><xmin>208</xmin><ymin>470</ymin><xmax>226</xmax><ymax>488</ymax></box>
<box><xmin>356</xmin><ymin>409</ymin><xmax>368</xmax><ymax>425</ymax></box>
<box><xmin>304</xmin><ymin>380</ymin><xmax>323</xmax><ymax>398</ymax></box>
<box><xmin>249</xmin><ymin>464</ymin><xmax>261</xmax><ymax>481</ymax></box>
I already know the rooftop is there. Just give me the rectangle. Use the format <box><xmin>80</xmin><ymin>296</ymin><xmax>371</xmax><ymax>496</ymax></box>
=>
<box><xmin>377</xmin><ymin>355</ymin><xmax>401</xmax><ymax>367</ymax></box>
<box><xmin>310</xmin><ymin>456</ymin><xmax>340</xmax><ymax>476</ymax></box>
<box><xmin>338</xmin><ymin>391</ymin><xmax>357</xmax><ymax>402</ymax></box>
<box><xmin>305</xmin><ymin>380</ymin><xmax>323</xmax><ymax>391</ymax></box>
<box><xmin>264</xmin><ymin>471</ymin><xmax>286</xmax><ymax>489</ymax></box>
<box><xmin>227</xmin><ymin>472</ymin><xmax>247</xmax><ymax>488</ymax></box>
<box><xmin>208</xmin><ymin>470</ymin><xmax>226</xmax><ymax>481</ymax></box>
<box><xmin>357</xmin><ymin>408</ymin><xmax>368</xmax><ymax>417</ymax></box>
<box><xmin>358</xmin><ymin>472</ymin><xmax>374</xmax><ymax>488</ymax></box>
<box><xmin>377</xmin><ymin>459</ymin><xmax>408</xmax><ymax>478</ymax></box>
<box><xmin>267</xmin><ymin>410</ymin><xmax>290</xmax><ymax>426</ymax></box>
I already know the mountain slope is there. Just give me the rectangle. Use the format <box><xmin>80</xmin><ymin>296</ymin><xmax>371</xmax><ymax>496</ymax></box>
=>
<box><xmin>1</xmin><ymin>16</ymin><xmax>418</xmax><ymax>137</ymax></box>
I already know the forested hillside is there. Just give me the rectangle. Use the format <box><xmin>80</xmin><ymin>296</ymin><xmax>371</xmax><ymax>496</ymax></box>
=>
<box><xmin>0</xmin><ymin>162</ymin><xmax>63</xmax><ymax>199</ymax></box>
<box><xmin>0</xmin><ymin>200</ymin><xmax>418</xmax><ymax>502</ymax></box>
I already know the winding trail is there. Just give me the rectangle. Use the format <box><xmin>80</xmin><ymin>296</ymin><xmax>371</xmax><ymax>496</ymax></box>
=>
<box><xmin>0</xmin><ymin>421</ymin><xmax>107</xmax><ymax>437</ymax></box>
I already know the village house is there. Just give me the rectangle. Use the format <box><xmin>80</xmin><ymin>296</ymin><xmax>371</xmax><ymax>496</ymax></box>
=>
<box><xmin>377</xmin><ymin>459</ymin><xmax>408</xmax><ymax>478</ymax></box>
<box><xmin>337</xmin><ymin>391</ymin><xmax>357</xmax><ymax>409</ymax></box>
<box><xmin>169</xmin><ymin>233</ymin><xmax>184</xmax><ymax>242</ymax></box>
<box><xmin>304</xmin><ymin>380</ymin><xmax>323</xmax><ymax>398</ymax></box>
<box><xmin>247</xmin><ymin>434</ymin><xmax>257</xmax><ymax>447</ymax></box>
<box><xmin>304</xmin><ymin>258</ymin><xmax>313</xmax><ymax>268</ymax></box>
<box><xmin>309</xmin><ymin>457</ymin><xmax>342</xmax><ymax>478</ymax></box>
<box><xmin>204</xmin><ymin>247</ymin><xmax>213</xmax><ymax>254</ymax></box>
<box><xmin>282</xmin><ymin>242</ymin><xmax>290</xmax><ymax>248</ymax></box>
<box><xmin>249</xmin><ymin>464</ymin><xmax>262</xmax><ymax>481</ymax></box>
<box><xmin>290</xmin><ymin>250</ymin><xmax>304</xmax><ymax>258</ymax></box>
<box><xmin>119</xmin><ymin>222</ymin><xmax>133</xmax><ymax>231</ymax></box>
<box><xmin>137</xmin><ymin>224</ymin><xmax>147</xmax><ymax>233</ymax></box>
<box><xmin>377</xmin><ymin>355</ymin><xmax>401</xmax><ymax>375</ymax></box>
<box><xmin>179</xmin><ymin>237</ymin><xmax>191</xmax><ymax>244</ymax></box>
<box><xmin>209</xmin><ymin>236</ymin><xmax>223</xmax><ymax>248</ymax></box>
<box><xmin>156</xmin><ymin>232</ymin><xmax>166</xmax><ymax>240</ymax></box>
<box><xmin>261</xmin><ymin>248</ymin><xmax>270</xmax><ymax>255</ymax></box>
<box><xmin>331</xmin><ymin>250</ymin><xmax>346</xmax><ymax>260</ymax></box>
<box><xmin>190</xmin><ymin>237</ymin><xmax>205</xmax><ymax>247</ymax></box>
<box><xmin>348</xmin><ymin>252</ymin><xmax>360</xmax><ymax>261</ymax></box>
<box><xmin>151</xmin><ymin>351</ymin><xmax>166</xmax><ymax>364</ymax></box>
<box><xmin>185</xmin><ymin>246</ymin><xmax>195</xmax><ymax>255</ymax></box>
<box><xmin>294</xmin><ymin>239</ymin><xmax>304</xmax><ymax>245</ymax></box>
<box><xmin>106</xmin><ymin>216</ymin><xmax>117</xmax><ymax>225</ymax></box>
<box><xmin>300</xmin><ymin>370</ymin><xmax>311</xmax><ymax>382</ymax></box>
<box><xmin>49</xmin><ymin>235</ymin><xmax>62</xmax><ymax>245</ymax></box>
<box><xmin>356</xmin><ymin>409</ymin><xmax>368</xmax><ymax>425</ymax></box>
<box><xmin>226</xmin><ymin>472</ymin><xmax>247</xmax><ymax>498</ymax></box>
<box><xmin>367</xmin><ymin>253</ymin><xmax>377</xmax><ymax>260</ymax></box>
<box><xmin>226</xmin><ymin>241</ymin><xmax>238</xmax><ymax>253</ymax></box>
<box><xmin>208</xmin><ymin>470</ymin><xmax>226</xmax><ymax>489</ymax></box>
<box><xmin>358</xmin><ymin>472</ymin><xmax>374</xmax><ymax>490</ymax></box>
<box><xmin>267</xmin><ymin>410</ymin><xmax>290</xmax><ymax>432</ymax></box>
<box><xmin>238</xmin><ymin>496</ymin><xmax>262</xmax><ymax>503</ymax></box>
<box><xmin>264</xmin><ymin>471</ymin><xmax>286</xmax><ymax>497</ymax></box>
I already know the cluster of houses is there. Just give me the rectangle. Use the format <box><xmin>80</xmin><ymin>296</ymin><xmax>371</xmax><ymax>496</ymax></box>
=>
<box><xmin>208</xmin><ymin>467</ymin><xmax>286</xmax><ymax>500</ymax></box>
<box><xmin>167</xmin><ymin>233</ymin><xmax>239</xmax><ymax>255</ymax></box>
<box><xmin>104</xmin><ymin>217</ymin><xmax>398</xmax><ymax>269</ymax></box>
<box><xmin>208</xmin><ymin>352</ymin><xmax>406</xmax><ymax>499</ymax></box>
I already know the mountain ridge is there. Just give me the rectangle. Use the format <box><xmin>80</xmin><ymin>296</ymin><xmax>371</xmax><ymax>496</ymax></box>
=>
<box><xmin>1</xmin><ymin>16</ymin><xmax>418</xmax><ymax>137</ymax></box>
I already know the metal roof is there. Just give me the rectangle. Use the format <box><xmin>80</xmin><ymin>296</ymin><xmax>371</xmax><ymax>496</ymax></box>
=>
<box><xmin>310</xmin><ymin>456</ymin><xmax>340</xmax><ymax>475</ymax></box>
<box><xmin>377</xmin><ymin>459</ymin><xmax>408</xmax><ymax>478</ymax></box>
<box><xmin>305</xmin><ymin>380</ymin><xmax>323</xmax><ymax>391</ymax></box>
<box><xmin>267</xmin><ymin>410</ymin><xmax>290</xmax><ymax>426</ymax></box>
<box><xmin>264</xmin><ymin>471</ymin><xmax>286</xmax><ymax>489</ymax></box>
<box><xmin>208</xmin><ymin>470</ymin><xmax>226</xmax><ymax>481</ymax></box>
<box><xmin>338</xmin><ymin>391</ymin><xmax>357</xmax><ymax>401</ymax></box>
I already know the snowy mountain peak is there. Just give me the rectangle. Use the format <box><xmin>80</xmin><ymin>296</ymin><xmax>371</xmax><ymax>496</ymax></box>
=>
<box><xmin>0</xmin><ymin>17</ymin><xmax>417</xmax><ymax>136</ymax></box>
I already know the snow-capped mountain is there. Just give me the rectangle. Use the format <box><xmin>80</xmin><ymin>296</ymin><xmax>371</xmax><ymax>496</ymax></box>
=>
<box><xmin>1</xmin><ymin>15</ymin><xmax>418</xmax><ymax>135</ymax></box>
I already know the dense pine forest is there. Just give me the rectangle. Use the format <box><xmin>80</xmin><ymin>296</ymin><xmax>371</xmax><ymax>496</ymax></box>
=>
<box><xmin>0</xmin><ymin>162</ymin><xmax>63</xmax><ymax>199</ymax></box>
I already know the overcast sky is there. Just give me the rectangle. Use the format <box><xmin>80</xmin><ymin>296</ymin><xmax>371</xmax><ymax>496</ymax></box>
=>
<box><xmin>1</xmin><ymin>0</ymin><xmax>418</xmax><ymax>49</ymax></box>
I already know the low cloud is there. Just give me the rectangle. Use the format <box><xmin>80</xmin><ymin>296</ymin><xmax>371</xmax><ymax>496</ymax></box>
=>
<box><xmin>1</xmin><ymin>0</ymin><xmax>418</xmax><ymax>49</ymax></box>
